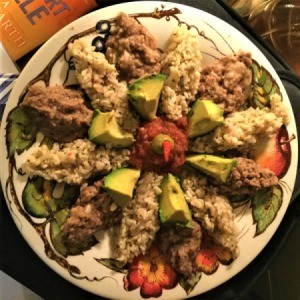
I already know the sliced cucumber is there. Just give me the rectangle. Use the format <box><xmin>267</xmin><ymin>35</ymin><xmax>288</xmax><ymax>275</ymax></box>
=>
<box><xmin>50</xmin><ymin>209</ymin><xmax>85</xmax><ymax>256</ymax></box>
<box><xmin>22</xmin><ymin>177</ymin><xmax>55</xmax><ymax>218</ymax></box>
<box><xmin>50</xmin><ymin>209</ymin><xmax>70</xmax><ymax>257</ymax></box>
<box><xmin>22</xmin><ymin>177</ymin><xmax>79</xmax><ymax>218</ymax></box>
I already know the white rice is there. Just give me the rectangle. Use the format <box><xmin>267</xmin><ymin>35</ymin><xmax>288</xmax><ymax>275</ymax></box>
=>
<box><xmin>182</xmin><ymin>171</ymin><xmax>239</xmax><ymax>258</ymax></box>
<box><xmin>160</xmin><ymin>25</ymin><xmax>202</xmax><ymax>120</ymax></box>
<box><xmin>270</xmin><ymin>93</ymin><xmax>290</xmax><ymax>125</ymax></box>
<box><xmin>68</xmin><ymin>38</ymin><xmax>139</xmax><ymax>132</ymax></box>
<box><xmin>190</xmin><ymin>94</ymin><xmax>288</xmax><ymax>154</ymax></box>
<box><xmin>23</xmin><ymin>139</ymin><xmax>130</xmax><ymax>185</ymax></box>
<box><xmin>113</xmin><ymin>172</ymin><xmax>163</xmax><ymax>263</ymax></box>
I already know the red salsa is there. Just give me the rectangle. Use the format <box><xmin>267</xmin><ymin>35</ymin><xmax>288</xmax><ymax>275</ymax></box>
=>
<box><xmin>130</xmin><ymin>117</ymin><xmax>188</xmax><ymax>174</ymax></box>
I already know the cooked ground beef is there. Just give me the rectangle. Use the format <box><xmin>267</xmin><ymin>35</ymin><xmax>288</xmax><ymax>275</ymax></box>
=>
<box><xmin>105</xmin><ymin>12</ymin><xmax>161</xmax><ymax>81</ymax></box>
<box><xmin>198</xmin><ymin>51</ymin><xmax>252</xmax><ymax>113</ymax></box>
<box><xmin>157</xmin><ymin>221</ymin><xmax>202</xmax><ymax>276</ymax></box>
<box><xmin>218</xmin><ymin>157</ymin><xmax>279</xmax><ymax>195</ymax></box>
<box><xmin>61</xmin><ymin>181</ymin><xmax>121</xmax><ymax>250</ymax></box>
<box><xmin>21</xmin><ymin>85</ymin><xmax>93</xmax><ymax>143</ymax></box>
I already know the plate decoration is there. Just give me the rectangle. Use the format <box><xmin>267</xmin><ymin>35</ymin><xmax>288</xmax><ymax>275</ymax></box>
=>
<box><xmin>1</xmin><ymin>3</ymin><xmax>297</xmax><ymax>299</ymax></box>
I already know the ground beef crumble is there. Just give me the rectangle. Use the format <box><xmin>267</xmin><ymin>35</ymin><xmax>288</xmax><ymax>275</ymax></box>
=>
<box><xmin>105</xmin><ymin>12</ymin><xmax>161</xmax><ymax>81</ymax></box>
<box><xmin>157</xmin><ymin>221</ymin><xmax>202</xmax><ymax>276</ymax></box>
<box><xmin>217</xmin><ymin>157</ymin><xmax>279</xmax><ymax>195</ymax></box>
<box><xmin>21</xmin><ymin>85</ymin><xmax>93</xmax><ymax>143</ymax></box>
<box><xmin>61</xmin><ymin>181</ymin><xmax>121</xmax><ymax>250</ymax></box>
<box><xmin>198</xmin><ymin>51</ymin><xmax>252</xmax><ymax>113</ymax></box>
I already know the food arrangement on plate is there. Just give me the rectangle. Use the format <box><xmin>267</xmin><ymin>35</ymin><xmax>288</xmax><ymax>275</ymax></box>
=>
<box><xmin>1</xmin><ymin>3</ymin><xmax>297</xmax><ymax>299</ymax></box>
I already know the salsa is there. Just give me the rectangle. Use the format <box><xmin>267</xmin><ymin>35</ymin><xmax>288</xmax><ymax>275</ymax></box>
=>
<box><xmin>130</xmin><ymin>117</ymin><xmax>188</xmax><ymax>174</ymax></box>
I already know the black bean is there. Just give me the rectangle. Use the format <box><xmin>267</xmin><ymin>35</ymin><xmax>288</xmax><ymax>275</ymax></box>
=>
<box><xmin>96</xmin><ymin>20</ymin><xmax>111</xmax><ymax>34</ymax></box>
<box><xmin>92</xmin><ymin>36</ymin><xmax>106</xmax><ymax>52</ymax></box>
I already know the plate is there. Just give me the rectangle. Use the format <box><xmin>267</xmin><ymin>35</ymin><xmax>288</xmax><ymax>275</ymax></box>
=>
<box><xmin>0</xmin><ymin>1</ymin><xmax>298</xmax><ymax>299</ymax></box>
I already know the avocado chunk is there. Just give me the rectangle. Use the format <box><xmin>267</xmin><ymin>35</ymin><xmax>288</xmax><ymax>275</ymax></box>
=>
<box><xmin>186</xmin><ymin>154</ymin><xmax>237</xmax><ymax>183</ymax></box>
<box><xmin>128</xmin><ymin>74</ymin><xmax>167</xmax><ymax>120</ymax></box>
<box><xmin>159</xmin><ymin>173</ymin><xmax>192</xmax><ymax>225</ymax></box>
<box><xmin>188</xmin><ymin>99</ymin><xmax>224</xmax><ymax>138</ymax></box>
<box><xmin>104</xmin><ymin>168</ymin><xmax>141</xmax><ymax>207</ymax></box>
<box><xmin>88</xmin><ymin>110</ymin><xmax>135</xmax><ymax>148</ymax></box>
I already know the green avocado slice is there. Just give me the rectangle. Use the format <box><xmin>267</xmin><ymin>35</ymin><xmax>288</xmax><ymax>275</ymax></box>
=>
<box><xmin>188</xmin><ymin>99</ymin><xmax>224</xmax><ymax>138</ymax></box>
<box><xmin>128</xmin><ymin>74</ymin><xmax>167</xmax><ymax>120</ymax></box>
<box><xmin>186</xmin><ymin>154</ymin><xmax>237</xmax><ymax>183</ymax></box>
<box><xmin>88</xmin><ymin>110</ymin><xmax>135</xmax><ymax>148</ymax></box>
<box><xmin>159</xmin><ymin>173</ymin><xmax>192</xmax><ymax>225</ymax></box>
<box><xmin>104</xmin><ymin>168</ymin><xmax>141</xmax><ymax>207</ymax></box>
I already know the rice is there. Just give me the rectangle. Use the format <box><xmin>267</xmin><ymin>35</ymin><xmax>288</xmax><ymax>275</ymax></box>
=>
<box><xmin>270</xmin><ymin>93</ymin><xmax>290</xmax><ymax>125</ymax></box>
<box><xmin>68</xmin><ymin>38</ymin><xmax>139</xmax><ymax>132</ymax></box>
<box><xmin>190</xmin><ymin>96</ymin><xmax>288</xmax><ymax>154</ymax></box>
<box><xmin>188</xmin><ymin>132</ymin><xmax>217</xmax><ymax>154</ymax></box>
<box><xmin>160</xmin><ymin>25</ymin><xmax>202</xmax><ymax>120</ymax></box>
<box><xmin>214</xmin><ymin>106</ymin><xmax>281</xmax><ymax>152</ymax></box>
<box><xmin>182</xmin><ymin>171</ymin><xmax>239</xmax><ymax>257</ymax></box>
<box><xmin>68</xmin><ymin>38</ymin><xmax>124</xmax><ymax>111</ymax></box>
<box><xmin>23</xmin><ymin>139</ymin><xmax>130</xmax><ymax>185</ymax></box>
<box><xmin>113</xmin><ymin>172</ymin><xmax>162</xmax><ymax>262</ymax></box>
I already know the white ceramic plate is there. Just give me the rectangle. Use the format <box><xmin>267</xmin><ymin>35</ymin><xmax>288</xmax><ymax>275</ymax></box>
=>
<box><xmin>0</xmin><ymin>2</ymin><xmax>298</xmax><ymax>299</ymax></box>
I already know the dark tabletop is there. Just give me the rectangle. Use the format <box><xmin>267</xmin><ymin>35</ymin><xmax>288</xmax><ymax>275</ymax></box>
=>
<box><xmin>1</xmin><ymin>0</ymin><xmax>300</xmax><ymax>299</ymax></box>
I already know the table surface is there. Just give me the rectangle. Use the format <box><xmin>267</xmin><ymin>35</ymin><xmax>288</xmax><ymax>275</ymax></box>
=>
<box><xmin>1</xmin><ymin>1</ymin><xmax>300</xmax><ymax>299</ymax></box>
